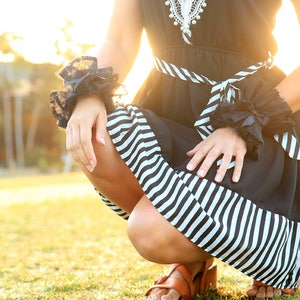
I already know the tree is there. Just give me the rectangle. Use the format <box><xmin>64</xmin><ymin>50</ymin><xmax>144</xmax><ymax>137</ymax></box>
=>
<box><xmin>55</xmin><ymin>19</ymin><xmax>94</xmax><ymax>63</ymax></box>
<box><xmin>0</xmin><ymin>22</ymin><xmax>95</xmax><ymax>172</ymax></box>
<box><xmin>0</xmin><ymin>32</ymin><xmax>23</xmax><ymax>169</ymax></box>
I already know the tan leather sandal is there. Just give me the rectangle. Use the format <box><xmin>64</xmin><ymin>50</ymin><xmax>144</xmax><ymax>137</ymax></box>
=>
<box><xmin>145</xmin><ymin>259</ymin><xmax>217</xmax><ymax>300</ymax></box>
<box><xmin>248</xmin><ymin>280</ymin><xmax>298</xmax><ymax>298</ymax></box>
<box><xmin>194</xmin><ymin>258</ymin><xmax>217</xmax><ymax>294</ymax></box>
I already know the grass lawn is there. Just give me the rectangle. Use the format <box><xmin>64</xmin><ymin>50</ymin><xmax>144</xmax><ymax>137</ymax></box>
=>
<box><xmin>0</xmin><ymin>172</ymin><xmax>299</xmax><ymax>299</ymax></box>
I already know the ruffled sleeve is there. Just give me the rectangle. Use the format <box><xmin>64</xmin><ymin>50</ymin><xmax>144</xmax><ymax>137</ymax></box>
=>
<box><xmin>50</xmin><ymin>56</ymin><xmax>120</xmax><ymax>128</ymax></box>
<box><xmin>210</xmin><ymin>85</ymin><xmax>294</xmax><ymax>159</ymax></box>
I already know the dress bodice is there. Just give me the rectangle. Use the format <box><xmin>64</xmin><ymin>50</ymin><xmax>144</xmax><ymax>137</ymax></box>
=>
<box><xmin>137</xmin><ymin>0</ymin><xmax>285</xmax><ymax>127</ymax></box>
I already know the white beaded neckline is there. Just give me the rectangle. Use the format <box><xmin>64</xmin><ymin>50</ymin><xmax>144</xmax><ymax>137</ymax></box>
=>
<box><xmin>165</xmin><ymin>0</ymin><xmax>207</xmax><ymax>45</ymax></box>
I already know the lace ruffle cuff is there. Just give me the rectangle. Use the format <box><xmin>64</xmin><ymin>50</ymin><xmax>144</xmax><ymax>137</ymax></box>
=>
<box><xmin>210</xmin><ymin>93</ymin><xmax>294</xmax><ymax>160</ymax></box>
<box><xmin>50</xmin><ymin>56</ymin><xmax>120</xmax><ymax>128</ymax></box>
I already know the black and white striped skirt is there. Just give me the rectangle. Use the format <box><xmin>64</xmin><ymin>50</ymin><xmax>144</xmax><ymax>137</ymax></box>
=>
<box><xmin>101</xmin><ymin>104</ymin><xmax>300</xmax><ymax>289</ymax></box>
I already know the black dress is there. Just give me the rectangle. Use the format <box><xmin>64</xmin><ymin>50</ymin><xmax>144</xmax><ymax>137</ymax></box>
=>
<box><xmin>102</xmin><ymin>0</ymin><xmax>300</xmax><ymax>290</ymax></box>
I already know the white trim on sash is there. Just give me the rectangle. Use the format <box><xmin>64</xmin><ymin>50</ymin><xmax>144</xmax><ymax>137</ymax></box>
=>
<box><xmin>153</xmin><ymin>57</ymin><xmax>300</xmax><ymax>160</ymax></box>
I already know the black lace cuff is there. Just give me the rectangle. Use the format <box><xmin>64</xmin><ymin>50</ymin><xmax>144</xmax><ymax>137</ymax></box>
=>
<box><xmin>210</xmin><ymin>93</ymin><xmax>294</xmax><ymax>159</ymax></box>
<box><xmin>50</xmin><ymin>56</ymin><xmax>120</xmax><ymax>128</ymax></box>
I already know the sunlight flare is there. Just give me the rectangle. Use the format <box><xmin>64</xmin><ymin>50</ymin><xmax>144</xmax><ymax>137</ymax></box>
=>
<box><xmin>273</xmin><ymin>0</ymin><xmax>300</xmax><ymax>74</ymax></box>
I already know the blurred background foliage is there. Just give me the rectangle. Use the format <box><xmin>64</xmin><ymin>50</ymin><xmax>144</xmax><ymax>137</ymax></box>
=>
<box><xmin>0</xmin><ymin>21</ymin><xmax>94</xmax><ymax>175</ymax></box>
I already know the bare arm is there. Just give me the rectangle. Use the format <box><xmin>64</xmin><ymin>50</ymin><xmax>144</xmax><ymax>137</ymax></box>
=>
<box><xmin>276</xmin><ymin>66</ymin><xmax>300</xmax><ymax>112</ymax></box>
<box><xmin>96</xmin><ymin>0</ymin><xmax>144</xmax><ymax>81</ymax></box>
<box><xmin>66</xmin><ymin>0</ymin><xmax>144</xmax><ymax>172</ymax></box>
<box><xmin>291</xmin><ymin>0</ymin><xmax>300</xmax><ymax>23</ymax></box>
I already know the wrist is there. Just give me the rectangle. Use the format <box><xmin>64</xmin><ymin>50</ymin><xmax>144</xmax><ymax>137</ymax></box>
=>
<box><xmin>50</xmin><ymin>56</ymin><xmax>120</xmax><ymax>128</ymax></box>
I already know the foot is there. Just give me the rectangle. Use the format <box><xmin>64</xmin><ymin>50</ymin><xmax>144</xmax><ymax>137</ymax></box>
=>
<box><xmin>246</xmin><ymin>280</ymin><xmax>296</xmax><ymax>299</ymax></box>
<box><xmin>145</xmin><ymin>264</ymin><xmax>195</xmax><ymax>300</ymax></box>
<box><xmin>145</xmin><ymin>269</ymin><xmax>182</xmax><ymax>300</ymax></box>
<box><xmin>145</xmin><ymin>260</ymin><xmax>216</xmax><ymax>300</ymax></box>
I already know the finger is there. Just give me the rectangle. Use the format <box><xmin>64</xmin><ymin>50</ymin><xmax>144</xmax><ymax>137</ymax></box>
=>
<box><xmin>95</xmin><ymin>113</ymin><xmax>107</xmax><ymax>146</ymax></box>
<box><xmin>79</xmin><ymin>124</ymin><xmax>97</xmax><ymax>172</ymax></box>
<box><xmin>214</xmin><ymin>154</ymin><xmax>232</xmax><ymax>182</ymax></box>
<box><xmin>232</xmin><ymin>154</ymin><xmax>244</xmax><ymax>183</ymax></box>
<box><xmin>66</xmin><ymin>125</ymin><xmax>82</xmax><ymax>165</ymax></box>
<box><xmin>187</xmin><ymin>147</ymin><xmax>197</xmax><ymax>156</ymax></box>
<box><xmin>186</xmin><ymin>146</ymin><xmax>209</xmax><ymax>171</ymax></box>
<box><xmin>196</xmin><ymin>148</ymin><xmax>220</xmax><ymax>178</ymax></box>
<box><xmin>67</xmin><ymin>121</ymin><xmax>95</xmax><ymax>172</ymax></box>
<box><xmin>72</xmin><ymin>126</ymin><xmax>88</xmax><ymax>168</ymax></box>
<box><xmin>186</xmin><ymin>143</ymin><xmax>202</xmax><ymax>156</ymax></box>
<box><xmin>66</xmin><ymin>127</ymin><xmax>71</xmax><ymax>152</ymax></box>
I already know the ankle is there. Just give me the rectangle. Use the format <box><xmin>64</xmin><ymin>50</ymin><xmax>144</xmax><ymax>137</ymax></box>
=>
<box><xmin>185</xmin><ymin>258</ymin><xmax>213</xmax><ymax>278</ymax></box>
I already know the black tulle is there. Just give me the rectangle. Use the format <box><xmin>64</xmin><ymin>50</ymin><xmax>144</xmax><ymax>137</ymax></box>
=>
<box><xmin>50</xmin><ymin>56</ymin><xmax>119</xmax><ymax>128</ymax></box>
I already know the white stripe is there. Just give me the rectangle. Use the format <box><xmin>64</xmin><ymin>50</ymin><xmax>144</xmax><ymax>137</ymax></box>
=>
<box><xmin>257</xmin><ymin>218</ymin><xmax>287</xmax><ymax>281</ymax></box>
<box><xmin>161</xmin><ymin>60</ymin><xmax>176</xmax><ymax>77</ymax></box>
<box><xmin>163</xmin><ymin>192</ymin><xmax>193</xmax><ymax>222</ymax></box>
<box><xmin>171</xmin><ymin>64</ymin><xmax>190</xmax><ymax>81</ymax></box>
<box><xmin>153</xmin><ymin>57</ymin><xmax>300</xmax><ymax>161</ymax></box>
<box><xmin>235</xmin><ymin>209</ymin><xmax>264</xmax><ymax>269</ymax></box>
<box><xmin>147</xmin><ymin>168</ymin><xmax>175</xmax><ymax>201</ymax></box>
<box><xmin>194</xmin><ymin>189</ymin><xmax>236</xmax><ymax>245</ymax></box>
<box><xmin>224</xmin><ymin>203</ymin><xmax>260</xmax><ymax>262</ymax></box>
<box><xmin>106</xmin><ymin>105</ymin><xmax>300</xmax><ymax>289</ymax></box>
<box><xmin>281</xmin><ymin>132</ymin><xmax>289</xmax><ymax>150</ymax></box>
<box><xmin>210</xmin><ymin>199</ymin><xmax>246</xmax><ymax>258</ymax></box>
<box><xmin>181</xmin><ymin>68</ymin><xmax>201</xmax><ymax>84</ymax></box>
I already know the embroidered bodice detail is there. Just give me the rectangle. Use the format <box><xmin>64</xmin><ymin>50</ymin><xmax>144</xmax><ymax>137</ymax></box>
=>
<box><xmin>165</xmin><ymin>0</ymin><xmax>207</xmax><ymax>44</ymax></box>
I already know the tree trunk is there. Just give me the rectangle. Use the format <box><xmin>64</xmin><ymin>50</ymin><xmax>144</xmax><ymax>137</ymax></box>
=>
<box><xmin>2</xmin><ymin>92</ymin><xmax>15</xmax><ymax>169</ymax></box>
<box><xmin>14</xmin><ymin>95</ymin><xmax>24</xmax><ymax>168</ymax></box>
<box><xmin>25</xmin><ymin>101</ymin><xmax>42</xmax><ymax>153</ymax></box>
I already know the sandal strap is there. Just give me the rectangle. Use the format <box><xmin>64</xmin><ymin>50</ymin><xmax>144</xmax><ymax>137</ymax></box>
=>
<box><xmin>145</xmin><ymin>264</ymin><xmax>194</xmax><ymax>300</ymax></box>
<box><xmin>198</xmin><ymin>258</ymin><xmax>214</xmax><ymax>293</ymax></box>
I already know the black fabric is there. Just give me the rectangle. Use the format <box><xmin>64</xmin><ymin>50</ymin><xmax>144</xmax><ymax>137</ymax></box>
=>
<box><xmin>142</xmin><ymin>108</ymin><xmax>300</xmax><ymax>222</ymax></box>
<box><xmin>132</xmin><ymin>0</ymin><xmax>300</xmax><ymax>222</ymax></box>
<box><xmin>137</xmin><ymin>0</ymin><xmax>286</xmax><ymax>127</ymax></box>
<box><xmin>210</xmin><ymin>98</ymin><xmax>294</xmax><ymax>160</ymax></box>
<box><xmin>50</xmin><ymin>56</ymin><xmax>119</xmax><ymax>128</ymax></box>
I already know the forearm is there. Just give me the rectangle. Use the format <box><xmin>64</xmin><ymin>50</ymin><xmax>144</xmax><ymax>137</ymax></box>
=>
<box><xmin>276</xmin><ymin>66</ymin><xmax>300</xmax><ymax>112</ymax></box>
<box><xmin>96</xmin><ymin>0</ymin><xmax>144</xmax><ymax>82</ymax></box>
<box><xmin>97</xmin><ymin>37</ymin><xmax>142</xmax><ymax>82</ymax></box>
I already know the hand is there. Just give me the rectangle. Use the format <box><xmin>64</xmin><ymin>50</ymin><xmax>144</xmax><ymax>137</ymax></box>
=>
<box><xmin>186</xmin><ymin>127</ymin><xmax>247</xmax><ymax>183</ymax></box>
<box><xmin>66</xmin><ymin>95</ymin><xmax>107</xmax><ymax>172</ymax></box>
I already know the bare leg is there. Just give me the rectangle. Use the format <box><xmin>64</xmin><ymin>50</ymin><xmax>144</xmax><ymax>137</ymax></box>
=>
<box><xmin>83</xmin><ymin>131</ymin><xmax>210</xmax><ymax>264</ymax></box>
<box><xmin>81</xmin><ymin>133</ymin><xmax>292</xmax><ymax>299</ymax></box>
<box><xmin>127</xmin><ymin>195</ymin><xmax>211</xmax><ymax>264</ymax></box>
<box><xmin>79</xmin><ymin>132</ymin><xmax>211</xmax><ymax>299</ymax></box>
<box><xmin>127</xmin><ymin>196</ymin><xmax>212</xmax><ymax>300</ymax></box>
<box><xmin>82</xmin><ymin>131</ymin><xmax>144</xmax><ymax>213</ymax></box>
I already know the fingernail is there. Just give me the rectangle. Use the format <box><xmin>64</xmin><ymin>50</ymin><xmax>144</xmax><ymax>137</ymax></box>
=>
<box><xmin>187</xmin><ymin>163</ymin><xmax>194</xmax><ymax>171</ymax></box>
<box><xmin>215</xmin><ymin>174</ymin><xmax>222</xmax><ymax>182</ymax></box>
<box><xmin>90</xmin><ymin>160</ymin><xmax>96</xmax><ymax>169</ymax></box>
<box><xmin>86</xmin><ymin>165</ymin><xmax>94</xmax><ymax>173</ymax></box>
<box><xmin>87</xmin><ymin>161</ymin><xmax>96</xmax><ymax>173</ymax></box>
<box><xmin>233</xmin><ymin>175</ymin><xmax>239</xmax><ymax>183</ymax></box>
<box><xmin>197</xmin><ymin>169</ymin><xmax>205</xmax><ymax>177</ymax></box>
<box><xmin>99</xmin><ymin>137</ymin><xmax>106</xmax><ymax>145</ymax></box>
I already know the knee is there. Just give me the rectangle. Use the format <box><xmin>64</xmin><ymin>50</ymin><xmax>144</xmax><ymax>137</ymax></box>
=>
<box><xmin>127</xmin><ymin>206</ymin><xmax>174</xmax><ymax>263</ymax></box>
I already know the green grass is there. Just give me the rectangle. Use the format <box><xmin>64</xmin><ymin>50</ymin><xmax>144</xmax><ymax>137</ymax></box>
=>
<box><xmin>0</xmin><ymin>173</ymin><xmax>299</xmax><ymax>299</ymax></box>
